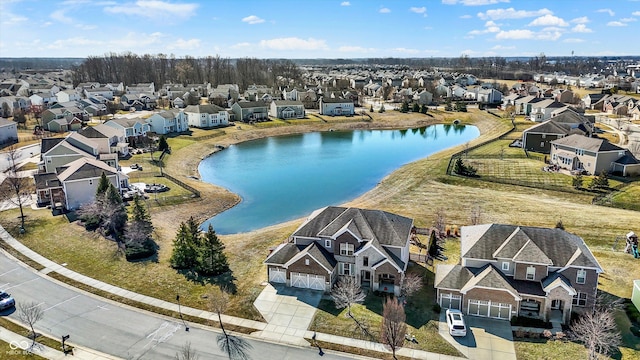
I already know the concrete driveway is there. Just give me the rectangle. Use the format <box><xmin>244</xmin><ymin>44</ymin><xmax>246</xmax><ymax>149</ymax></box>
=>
<box><xmin>439</xmin><ymin>312</ymin><xmax>516</xmax><ymax>360</ymax></box>
<box><xmin>252</xmin><ymin>284</ymin><xmax>322</xmax><ymax>345</ymax></box>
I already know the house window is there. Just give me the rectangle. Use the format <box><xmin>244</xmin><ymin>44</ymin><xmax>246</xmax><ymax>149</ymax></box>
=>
<box><xmin>573</xmin><ymin>292</ymin><xmax>587</xmax><ymax>306</ymax></box>
<box><xmin>541</xmin><ymin>134</ymin><xmax>546</xmax><ymax>139</ymax></box>
<box><xmin>340</xmin><ymin>243</ymin><xmax>354</xmax><ymax>256</ymax></box>
<box><xmin>305</xmin><ymin>258</ymin><xmax>309</xmax><ymax>266</ymax></box>
<box><xmin>363</xmin><ymin>256</ymin><xmax>369</xmax><ymax>267</ymax></box>
<box><xmin>576</xmin><ymin>269</ymin><xmax>586</xmax><ymax>284</ymax></box>
<box><xmin>325</xmin><ymin>239</ymin><xmax>331</xmax><ymax>248</ymax></box>
<box><xmin>501</xmin><ymin>262</ymin><xmax>510</xmax><ymax>271</ymax></box>
<box><xmin>339</xmin><ymin>263</ymin><xmax>352</xmax><ymax>276</ymax></box>
<box><xmin>526</xmin><ymin>266</ymin><xmax>536</xmax><ymax>280</ymax></box>
<box><xmin>575</xmin><ymin>149</ymin><xmax>584</xmax><ymax>156</ymax></box>
<box><xmin>89</xmin><ymin>179</ymin><xmax>93</xmax><ymax>185</ymax></box>
<box><xmin>540</xmin><ymin>142</ymin><xmax>545</xmax><ymax>147</ymax></box>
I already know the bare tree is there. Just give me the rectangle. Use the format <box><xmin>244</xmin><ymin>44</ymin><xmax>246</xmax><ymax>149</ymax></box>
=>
<box><xmin>0</xmin><ymin>146</ymin><xmax>31</xmax><ymax>231</ymax></box>
<box><xmin>17</xmin><ymin>302</ymin><xmax>44</xmax><ymax>348</ymax></box>
<box><xmin>331</xmin><ymin>276</ymin><xmax>366</xmax><ymax>318</ymax></box>
<box><xmin>570</xmin><ymin>294</ymin><xmax>622</xmax><ymax>360</ymax></box>
<box><xmin>380</xmin><ymin>297</ymin><xmax>407</xmax><ymax>360</ymax></box>
<box><xmin>400</xmin><ymin>273</ymin><xmax>424</xmax><ymax>302</ymax></box>
<box><xmin>469</xmin><ymin>204</ymin><xmax>482</xmax><ymax>225</ymax></box>
<box><xmin>175</xmin><ymin>342</ymin><xmax>199</xmax><ymax>360</ymax></box>
<box><xmin>433</xmin><ymin>209</ymin><xmax>446</xmax><ymax>238</ymax></box>
<box><xmin>208</xmin><ymin>287</ymin><xmax>252</xmax><ymax>360</ymax></box>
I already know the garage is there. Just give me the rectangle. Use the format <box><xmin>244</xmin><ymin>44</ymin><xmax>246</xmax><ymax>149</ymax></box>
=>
<box><xmin>269</xmin><ymin>268</ymin><xmax>286</xmax><ymax>283</ymax></box>
<box><xmin>291</xmin><ymin>272</ymin><xmax>326</xmax><ymax>291</ymax></box>
<box><xmin>467</xmin><ymin>299</ymin><xmax>511</xmax><ymax>320</ymax></box>
<box><xmin>440</xmin><ymin>293</ymin><xmax>462</xmax><ymax>310</ymax></box>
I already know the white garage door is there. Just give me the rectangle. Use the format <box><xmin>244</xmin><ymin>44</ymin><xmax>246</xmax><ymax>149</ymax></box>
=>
<box><xmin>291</xmin><ymin>272</ymin><xmax>325</xmax><ymax>291</ymax></box>
<box><xmin>467</xmin><ymin>299</ymin><xmax>511</xmax><ymax>320</ymax></box>
<box><xmin>269</xmin><ymin>268</ymin><xmax>286</xmax><ymax>283</ymax></box>
<box><xmin>309</xmin><ymin>275</ymin><xmax>326</xmax><ymax>291</ymax></box>
<box><xmin>440</xmin><ymin>293</ymin><xmax>462</xmax><ymax>310</ymax></box>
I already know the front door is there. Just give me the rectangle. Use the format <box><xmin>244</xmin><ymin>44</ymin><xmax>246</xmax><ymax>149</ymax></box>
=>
<box><xmin>361</xmin><ymin>270</ymin><xmax>371</xmax><ymax>284</ymax></box>
<box><xmin>551</xmin><ymin>299</ymin><xmax>563</xmax><ymax>310</ymax></box>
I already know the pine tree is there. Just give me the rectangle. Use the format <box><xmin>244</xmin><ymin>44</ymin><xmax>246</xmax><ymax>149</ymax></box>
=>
<box><xmin>103</xmin><ymin>184</ymin><xmax>128</xmax><ymax>239</ymax></box>
<box><xmin>400</xmin><ymin>101</ymin><xmax>409</xmax><ymax>113</ymax></box>
<box><xmin>170</xmin><ymin>220</ymin><xmax>200</xmax><ymax>269</ymax></box>
<box><xmin>96</xmin><ymin>172</ymin><xmax>110</xmax><ymax>196</ymax></box>
<box><xmin>197</xmin><ymin>224</ymin><xmax>229</xmax><ymax>275</ymax></box>
<box><xmin>412</xmin><ymin>103</ymin><xmax>420</xmax><ymax>112</ymax></box>
<box><xmin>420</xmin><ymin>104</ymin><xmax>428</xmax><ymax>114</ymax></box>
<box><xmin>124</xmin><ymin>195</ymin><xmax>156</xmax><ymax>260</ymax></box>
<box><xmin>158</xmin><ymin>136</ymin><xmax>169</xmax><ymax>152</ymax></box>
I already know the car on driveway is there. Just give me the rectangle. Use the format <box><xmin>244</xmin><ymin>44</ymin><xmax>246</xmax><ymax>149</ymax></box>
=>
<box><xmin>0</xmin><ymin>291</ymin><xmax>15</xmax><ymax>310</ymax></box>
<box><xmin>446</xmin><ymin>309</ymin><xmax>467</xmax><ymax>337</ymax></box>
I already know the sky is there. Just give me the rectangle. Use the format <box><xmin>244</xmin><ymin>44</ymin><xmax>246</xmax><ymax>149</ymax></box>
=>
<box><xmin>0</xmin><ymin>0</ymin><xmax>638</xmax><ymax>59</ymax></box>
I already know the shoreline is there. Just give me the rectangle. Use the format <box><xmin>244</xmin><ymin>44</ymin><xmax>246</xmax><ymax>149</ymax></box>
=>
<box><xmin>155</xmin><ymin>111</ymin><xmax>478</xmax><ymax>238</ymax></box>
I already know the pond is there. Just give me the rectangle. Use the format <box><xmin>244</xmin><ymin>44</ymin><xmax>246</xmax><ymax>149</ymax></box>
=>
<box><xmin>198</xmin><ymin>124</ymin><xmax>479</xmax><ymax>234</ymax></box>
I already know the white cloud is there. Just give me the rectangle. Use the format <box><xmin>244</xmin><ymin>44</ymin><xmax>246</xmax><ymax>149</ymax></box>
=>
<box><xmin>76</xmin><ymin>24</ymin><xmax>97</xmax><ymax>30</ymax></box>
<box><xmin>460</xmin><ymin>14</ymin><xmax>472</xmax><ymax>19</ymax></box>
<box><xmin>496</xmin><ymin>29</ymin><xmax>534</xmax><ymax>39</ymax></box>
<box><xmin>340</xmin><ymin>1</ymin><xmax>350</xmax><ymax>6</ymax></box>
<box><xmin>607</xmin><ymin>21</ymin><xmax>627</xmax><ymax>27</ymax></box>
<box><xmin>596</xmin><ymin>8</ymin><xmax>615</xmax><ymax>16</ymax></box>
<box><xmin>41</xmin><ymin>21</ymin><xmax>53</xmax><ymax>27</ymax></box>
<box><xmin>468</xmin><ymin>20</ymin><xmax>500</xmax><ymax>35</ymax></box>
<box><xmin>51</xmin><ymin>9</ymin><xmax>73</xmax><ymax>24</ymax></box>
<box><xmin>230</xmin><ymin>42</ymin><xmax>252</xmax><ymax>49</ymax></box>
<box><xmin>242</xmin><ymin>15</ymin><xmax>265</xmax><ymax>24</ymax></box>
<box><xmin>443</xmin><ymin>0</ymin><xmax>510</xmax><ymax>5</ymax></box>
<box><xmin>620</xmin><ymin>17</ymin><xmax>637</xmax><ymax>22</ymax></box>
<box><xmin>259</xmin><ymin>37</ymin><xmax>328</xmax><ymax>51</ymax></box>
<box><xmin>167</xmin><ymin>38</ymin><xmax>201</xmax><ymax>50</ymax></box>
<box><xmin>47</xmin><ymin>36</ymin><xmax>103</xmax><ymax>50</ymax></box>
<box><xmin>478</xmin><ymin>7</ymin><xmax>552</xmax><ymax>20</ymax></box>
<box><xmin>409</xmin><ymin>7</ymin><xmax>427</xmax><ymax>14</ymax></box>
<box><xmin>0</xmin><ymin>13</ymin><xmax>27</xmax><ymax>26</ymax></box>
<box><xmin>571</xmin><ymin>16</ymin><xmax>589</xmax><ymax>24</ymax></box>
<box><xmin>528</xmin><ymin>14</ymin><xmax>568</xmax><ymax>27</ymax></box>
<box><xmin>536</xmin><ymin>30</ymin><xmax>562</xmax><ymax>41</ymax></box>
<box><xmin>572</xmin><ymin>24</ymin><xmax>592</xmax><ymax>33</ymax></box>
<box><xmin>379</xmin><ymin>7</ymin><xmax>391</xmax><ymax>13</ymax></box>
<box><xmin>563</xmin><ymin>38</ymin><xmax>585</xmax><ymax>43</ymax></box>
<box><xmin>104</xmin><ymin>1</ymin><xmax>198</xmax><ymax>20</ymax></box>
<box><xmin>391</xmin><ymin>47</ymin><xmax>421</xmax><ymax>54</ymax></box>
<box><xmin>633</xmin><ymin>11</ymin><xmax>640</xmax><ymax>16</ymax></box>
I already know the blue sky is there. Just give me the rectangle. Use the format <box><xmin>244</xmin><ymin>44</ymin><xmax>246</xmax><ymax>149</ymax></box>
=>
<box><xmin>0</xmin><ymin>0</ymin><xmax>638</xmax><ymax>59</ymax></box>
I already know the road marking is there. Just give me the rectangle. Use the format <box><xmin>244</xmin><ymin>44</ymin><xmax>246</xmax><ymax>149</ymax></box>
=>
<box><xmin>144</xmin><ymin>321</ymin><xmax>181</xmax><ymax>349</ymax></box>
<box><xmin>43</xmin><ymin>295</ymin><xmax>80</xmax><ymax>312</ymax></box>
<box><xmin>0</xmin><ymin>268</ymin><xmax>19</xmax><ymax>277</ymax></box>
<box><xmin>0</xmin><ymin>283</ymin><xmax>10</xmax><ymax>289</ymax></box>
<box><xmin>97</xmin><ymin>305</ymin><xmax>109</xmax><ymax>311</ymax></box>
<box><xmin>4</xmin><ymin>277</ymin><xmax>39</xmax><ymax>290</ymax></box>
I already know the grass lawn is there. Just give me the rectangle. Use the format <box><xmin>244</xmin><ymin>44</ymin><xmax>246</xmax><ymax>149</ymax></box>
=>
<box><xmin>310</xmin><ymin>262</ymin><xmax>463</xmax><ymax>357</ymax></box>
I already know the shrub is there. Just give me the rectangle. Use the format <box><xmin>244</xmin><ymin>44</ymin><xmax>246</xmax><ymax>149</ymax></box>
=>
<box><xmin>432</xmin><ymin>303</ymin><xmax>441</xmax><ymax>313</ymax></box>
<box><xmin>630</xmin><ymin>326</ymin><xmax>640</xmax><ymax>337</ymax></box>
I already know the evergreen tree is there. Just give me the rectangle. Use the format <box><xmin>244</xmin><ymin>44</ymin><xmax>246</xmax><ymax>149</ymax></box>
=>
<box><xmin>420</xmin><ymin>104</ymin><xmax>428</xmax><ymax>114</ymax></box>
<box><xmin>400</xmin><ymin>101</ymin><xmax>409</xmax><ymax>113</ymax></box>
<box><xmin>196</xmin><ymin>224</ymin><xmax>229</xmax><ymax>275</ymax></box>
<box><xmin>170</xmin><ymin>219</ymin><xmax>200</xmax><ymax>269</ymax></box>
<box><xmin>103</xmin><ymin>184</ymin><xmax>128</xmax><ymax>239</ymax></box>
<box><xmin>444</xmin><ymin>100</ymin><xmax>453</xmax><ymax>111</ymax></box>
<box><xmin>412</xmin><ymin>103</ymin><xmax>420</xmax><ymax>112</ymax></box>
<box><xmin>369</xmin><ymin>104</ymin><xmax>374</xmax><ymax>112</ymax></box>
<box><xmin>124</xmin><ymin>195</ymin><xmax>156</xmax><ymax>260</ymax></box>
<box><xmin>96</xmin><ymin>172</ymin><xmax>110</xmax><ymax>197</ymax></box>
<box><xmin>378</xmin><ymin>104</ymin><xmax>385</xmax><ymax>113</ymax></box>
<box><xmin>572</xmin><ymin>173</ymin><xmax>583</xmax><ymax>189</ymax></box>
<box><xmin>158</xmin><ymin>136</ymin><xmax>169</xmax><ymax>152</ymax></box>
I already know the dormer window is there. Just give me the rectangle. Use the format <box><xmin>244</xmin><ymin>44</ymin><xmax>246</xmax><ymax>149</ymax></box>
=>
<box><xmin>325</xmin><ymin>239</ymin><xmax>331</xmax><ymax>248</ymax></box>
<box><xmin>340</xmin><ymin>243</ymin><xmax>354</xmax><ymax>256</ymax></box>
<box><xmin>576</xmin><ymin>269</ymin><xmax>586</xmax><ymax>284</ymax></box>
<box><xmin>501</xmin><ymin>262</ymin><xmax>510</xmax><ymax>271</ymax></box>
<box><xmin>526</xmin><ymin>266</ymin><xmax>536</xmax><ymax>281</ymax></box>
<box><xmin>305</xmin><ymin>258</ymin><xmax>309</xmax><ymax>266</ymax></box>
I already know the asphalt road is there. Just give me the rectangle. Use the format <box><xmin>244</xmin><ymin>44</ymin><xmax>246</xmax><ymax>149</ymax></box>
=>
<box><xmin>0</xmin><ymin>253</ymin><xmax>356</xmax><ymax>360</ymax></box>
<box><xmin>0</xmin><ymin>144</ymin><xmax>40</xmax><ymax>172</ymax></box>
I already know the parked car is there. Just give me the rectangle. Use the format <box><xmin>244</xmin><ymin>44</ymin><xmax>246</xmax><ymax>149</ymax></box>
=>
<box><xmin>446</xmin><ymin>309</ymin><xmax>467</xmax><ymax>337</ymax></box>
<box><xmin>0</xmin><ymin>291</ymin><xmax>15</xmax><ymax>310</ymax></box>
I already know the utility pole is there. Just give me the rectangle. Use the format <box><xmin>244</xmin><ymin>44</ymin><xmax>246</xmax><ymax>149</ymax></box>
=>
<box><xmin>176</xmin><ymin>294</ymin><xmax>189</xmax><ymax>331</ymax></box>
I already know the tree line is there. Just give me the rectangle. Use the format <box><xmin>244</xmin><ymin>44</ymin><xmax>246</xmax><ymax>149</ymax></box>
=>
<box><xmin>71</xmin><ymin>52</ymin><xmax>303</xmax><ymax>90</ymax></box>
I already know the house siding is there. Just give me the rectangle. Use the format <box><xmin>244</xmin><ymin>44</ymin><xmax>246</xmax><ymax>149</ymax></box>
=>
<box><xmin>287</xmin><ymin>255</ymin><xmax>329</xmax><ymax>277</ymax></box>
<box><xmin>561</xmin><ymin>267</ymin><xmax>599</xmax><ymax>310</ymax></box>
<box><xmin>464</xmin><ymin>288</ymin><xmax>518</xmax><ymax>318</ymax></box>
<box><xmin>523</xmin><ymin>133</ymin><xmax>564</xmax><ymax>154</ymax></box>
<box><xmin>514</xmin><ymin>263</ymin><xmax>548</xmax><ymax>282</ymax></box>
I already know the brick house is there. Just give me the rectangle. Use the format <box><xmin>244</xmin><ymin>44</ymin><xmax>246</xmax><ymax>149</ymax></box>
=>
<box><xmin>264</xmin><ymin>206</ymin><xmax>413</xmax><ymax>295</ymax></box>
<box><xmin>435</xmin><ymin>224</ymin><xmax>602</xmax><ymax>324</ymax></box>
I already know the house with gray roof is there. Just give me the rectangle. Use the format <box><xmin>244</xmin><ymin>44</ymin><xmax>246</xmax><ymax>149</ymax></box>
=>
<box><xmin>265</xmin><ymin>206</ymin><xmax>414</xmax><ymax>295</ymax></box>
<box><xmin>231</xmin><ymin>101</ymin><xmax>268</xmax><ymax>122</ymax></box>
<box><xmin>319</xmin><ymin>97</ymin><xmax>355</xmax><ymax>116</ymax></box>
<box><xmin>184</xmin><ymin>104</ymin><xmax>229</xmax><ymax>128</ymax></box>
<box><xmin>522</xmin><ymin>109</ymin><xmax>594</xmax><ymax>154</ymax></box>
<box><xmin>0</xmin><ymin>118</ymin><xmax>18</xmax><ymax>146</ymax></box>
<box><xmin>549</xmin><ymin>134</ymin><xmax>637</xmax><ymax>175</ymax></box>
<box><xmin>269</xmin><ymin>100</ymin><xmax>305</xmax><ymax>119</ymax></box>
<box><xmin>435</xmin><ymin>224</ymin><xmax>603</xmax><ymax>324</ymax></box>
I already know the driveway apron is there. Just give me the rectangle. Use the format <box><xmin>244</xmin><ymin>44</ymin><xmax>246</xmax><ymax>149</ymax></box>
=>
<box><xmin>439</xmin><ymin>311</ymin><xmax>517</xmax><ymax>360</ymax></box>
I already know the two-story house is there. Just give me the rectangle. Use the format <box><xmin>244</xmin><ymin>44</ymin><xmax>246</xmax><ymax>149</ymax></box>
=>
<box><xmin>269</xmin><ymin>100</ymin><xmax>305</xmax><ymax>119</ymax></box>
<box><xmin>145</xmin><ymin>109</ymin><xmax>189</xmax><ymax>134</ymax></box>
<box><xmin>231</xmin><ymin>101</ymin><xmax>269</xmax><ymax>122</ymax></box>
<box><xmin>549</xmin><ymin>134</ymin><xmax>640</xmax><ymax>175</ymax></box>
<box><xmin>319</xmin><ymin>97</ymin><xmax>355</xmax><ymax>116</ymax></box>
<box><xmin>435</xmin><ymin>224</ymin><xmax>603</xmax><ymax>324</ymax></box>
<box><xmin>264</xmin><ymin>206</ymin><xmax>413</xmax><ymax>296</ymax></box>
<box><xmin>104</xmin><ymin>118</ymin><xmax>150</xmax><ymax>143</ymax></box>
<box><xmin>184</xmin><ymin>104</ymin><xmax>229</xmax><ymax>128</ymax></box>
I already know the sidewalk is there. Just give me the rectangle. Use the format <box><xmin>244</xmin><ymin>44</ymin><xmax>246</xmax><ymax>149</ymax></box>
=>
<box><xmin>0</xmin><ymin>225</ymin><xmax>463</xmax><ymax>360</ymax></box>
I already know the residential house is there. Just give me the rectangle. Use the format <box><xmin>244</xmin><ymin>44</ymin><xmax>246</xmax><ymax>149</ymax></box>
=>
<box><xmin>84</xmin><ymin>87</ymin><xmax>114</xmax><ymax>101</ymax></box>
<box><xmin>78</xmin><ymin>124</ymin><xmax>129</xmax><ymax>156</ymax></box>
<box><xmin>529</xmin><ymin>99</ymin><xmax>568</xmax><ymax>122</ymax></box>
<box><xmin>39</xmin><ymin>133</ymin><xmax>98</xmax><ymax>173</ymax></box>
<box><xmin>29</xmin><ymin>91</ymin><xmax>57</xmax><ymax>107</ymax></box>
<box><xmin>231</xmin><ymin>101</ymin><xmax>269</xmax><ymax>122</ymax></box>
<box><xmin>172</xmin><ymin>97</ymin><xmax>185</xmax><ymax>108</ymax></box>
<box><xmin>522</xmin><ymin>110</ymin><xmax>594</xmax><ymax>153</ymax></box>
<box><xmin>265</xmin><ymin>206</ymin><xmax>413</xmax><ymax>296</ymax></box>
<box><xmin>0</xmin><ymin>118</ymin><xmax>18</xmax><ymax>146</ymax></box>
<box><xmin>104</xmin><ymin>118</ymin><xmax>150</xmax><ymax>142</ymax></box>
<box><xmin>184</xmin><ymin>104</ymin><xmax>229</xmax><ymax>128</ymax></box>
<box><xmin>146</xmin><ymin>109</ymin><xmax>189</xmax><ymax>134</ymax></box>
<box><xmin>413</xmin><ymin>90</ymin><xmax>433</xmax><ymax>106</ymax></box>
<box><xmin>47</xmin><ymin>116</ymin><xmax>83</xmax><ymax>133</ymax></box>
<box><xmin>319</xmin><ymin>97</ymin><xmax>355</xmax><ymax>116</ymax></box>
<box><xmin>269</xmin><ymin>100</ymin><xmax>305</xmax><ymax>119</ymax></box>
<box><xmin>0</xmin><ymin>96</ymin><xmax>31</xmax><ymax>115</ymax></box>
<box><xmin>55</xmin><ymin>89</ymin><xmax>81</xmax><ymax>103</ymax></box>
<box><xmin>550</xmin><ymin>134</ymin><xmax>639</xmax><ymax>175</ymax></box>
<box><xmin>475</xmin><ymin>87</ymin><xmax>503</xmax><ymax>104</ymax></box>
<box><xmin>125</xmin><ymin>83</ymin><xmax>155</xmax><ymax>95</ymax></box>
<box><xmin>435</xmin><ymin>224</ymin><xmax>603</xmax><ymax>324</ymax></box>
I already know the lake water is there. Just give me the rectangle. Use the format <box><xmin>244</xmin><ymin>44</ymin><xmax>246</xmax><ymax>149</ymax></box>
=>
<box><xmin>198</xmin><ymin>124</ymin><xmax>479</xmax><ymax>234</ymax></box>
